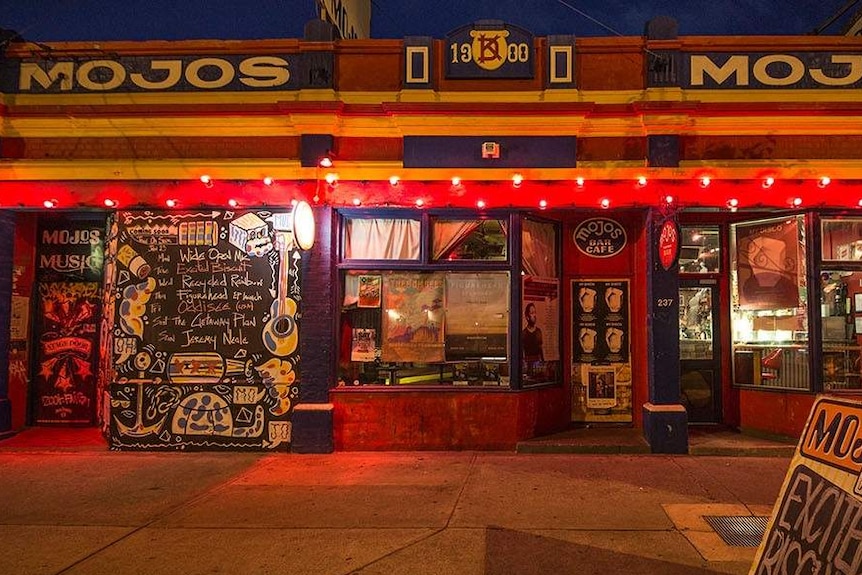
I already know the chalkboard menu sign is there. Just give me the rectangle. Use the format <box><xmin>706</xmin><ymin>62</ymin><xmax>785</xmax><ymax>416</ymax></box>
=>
<box><xmin>108</xmin><ymin>209</ymin><xmax>302</xmax><ymax>450</ymax></box>
<box><xmin>33</xmin><ymin>214</ymin><xmax>107</xmax><ymax>424</ymax></box>
<box><xmin>752</xmin><ymin>396</ymin><xmax>862</xmax><ymax>574</ymax></box>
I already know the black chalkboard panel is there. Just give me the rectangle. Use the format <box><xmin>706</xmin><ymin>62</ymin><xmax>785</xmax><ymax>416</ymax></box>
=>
<box><xmin>109</xmin><ymin>209</ymin><xmax>301</xmax><ymax>450</ymax></box>
<box><xmin>753</xmin><ymin>464</ymin><xmax>862</xmax><ymax>575</ymax></box>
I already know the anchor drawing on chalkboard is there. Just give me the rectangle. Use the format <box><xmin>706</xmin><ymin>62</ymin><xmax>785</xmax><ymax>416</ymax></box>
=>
<box><xmin>262</xmin><ymin>228</ymin><xmax>299</xmax><ymax>357</ymax></box>
<box><xmin>114</xmin><ymin>378</ymin><xmax>168</xmax><ymax>437</ymax></box>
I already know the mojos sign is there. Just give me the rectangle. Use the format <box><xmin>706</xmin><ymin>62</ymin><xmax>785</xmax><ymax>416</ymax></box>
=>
<box><xmin>688</xmin><ymin>52</ymin><xmax>862</xmax><ymax>88</ymax></box>
<box><xmin>3</xmin><ymin>55</ymin><xmax>306</xmax><ymax>93</ymax></box>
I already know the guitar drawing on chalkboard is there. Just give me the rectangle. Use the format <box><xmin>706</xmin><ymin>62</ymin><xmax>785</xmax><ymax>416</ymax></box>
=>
<box><xmin>262</xmin><ymin>230</ymin><xmax>299</xmax><ymax>357</ymax></box>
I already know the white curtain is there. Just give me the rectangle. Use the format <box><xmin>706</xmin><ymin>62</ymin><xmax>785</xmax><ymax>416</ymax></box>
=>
<box><xmin>344</xmin><ymin>218</ymin><xmax>421</xmax><ymax>260</ymax></box>
<box><xmin>522</xmin><ymin>219</ymin><xmax>557</xmax><ymax>278</ymax></box>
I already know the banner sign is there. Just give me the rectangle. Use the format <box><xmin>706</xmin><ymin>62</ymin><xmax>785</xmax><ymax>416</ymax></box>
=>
<box><xmin>751</xmin><ymin>396</ymin><xmax>862</xmax><ymax>575</ymax></box>
<box><xmin>445</xmin><ymin>21</ymin><xmax>534</xmax><ymax>79</ymax></box>
<box><xmin>684</xmin><ymin>52</ymin><xmax>862</xmax><ymax>89</ymax></box>
<box><xmin>1</xmin><ymin>53</ymin><xmax>332</xmax><ymax>93</ymax></box>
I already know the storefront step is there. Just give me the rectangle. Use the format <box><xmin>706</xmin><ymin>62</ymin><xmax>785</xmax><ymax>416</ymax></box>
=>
<box><xmin>517</xmin><ymin>426</ymin><xmax>797</xmax><ymax>456</ymax></box>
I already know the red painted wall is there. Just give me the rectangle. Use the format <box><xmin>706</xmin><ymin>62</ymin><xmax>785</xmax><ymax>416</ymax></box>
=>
<box><xmin>332</xmin><ymin>386</ymin><xmax>570</xmax><ymax>450</ymax></box>
<box><xmin>738</xmin><ymin>389</ymin><xmax>815</xmax><ymax>439</ymax></box>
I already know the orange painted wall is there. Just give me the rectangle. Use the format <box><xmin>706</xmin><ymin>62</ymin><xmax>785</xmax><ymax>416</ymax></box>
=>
<box><xmin>331</xmin><ymin>385</ymin><xmax>570</xmax><ymax>450</ymax></box>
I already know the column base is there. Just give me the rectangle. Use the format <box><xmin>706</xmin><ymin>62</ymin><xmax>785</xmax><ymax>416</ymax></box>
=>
<box><xmin>290</xmin><ymin>403</ymin><xmax>334</xmax><ymax>453</ymax></box>
<box><xmin>643</xmin><ymin>403</ymin><xmax>689</xmax><ymax>454</ymax></box>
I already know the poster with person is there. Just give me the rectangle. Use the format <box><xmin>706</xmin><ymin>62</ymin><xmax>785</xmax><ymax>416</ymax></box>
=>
<box><xmin>586</xmin><ymin>367</ymin><xmax>617</xmax><ymax>409</ymax></box>
<box><xmin>521</xmin><ymin>277</ymin><xmax>560</xmax><ymax>383</ymax></box>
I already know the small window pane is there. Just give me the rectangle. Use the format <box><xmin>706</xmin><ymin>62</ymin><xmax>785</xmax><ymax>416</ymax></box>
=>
<box><xmin>522</xmin><ymin>219</ymin><xmax>558</xmax><ymax>277</ymax></box>
<box><xmin>822</xmin><ymin>219</ymin><xmax>862</xmax><ymax>262</ymax></box>
<box><xmin>432</xmin><ymin>219</ymin><xmax>507</xmax><ymax>261</ymax></box>
<box><xmin>343</xmin><ymin>218</ymin><xmax>420</xmax><ymax>260</ymax></box>
<box><xmin>679</xmin><ymin>226</ymin><xmax>720</xmax><ymax>273</ymax></box>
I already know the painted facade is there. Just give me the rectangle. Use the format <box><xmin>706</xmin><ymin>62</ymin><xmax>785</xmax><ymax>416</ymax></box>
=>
<box><xmin>1</xmin><ymin>18</ymin><xmax>861</xmax><ymax>451</ymax></box>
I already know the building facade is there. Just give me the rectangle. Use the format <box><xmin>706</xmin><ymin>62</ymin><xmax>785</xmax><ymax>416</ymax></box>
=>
<box><xmin>1</xmin><ymin>18</ymin><xmax>861</xmax><ymax>452</ymax></box>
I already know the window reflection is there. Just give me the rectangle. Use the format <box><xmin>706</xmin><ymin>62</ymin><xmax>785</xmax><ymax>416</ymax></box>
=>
<box><xmin>679</xmin><ymin>226</ymin><xmax>720</xmax><ymax>273</ymax></box>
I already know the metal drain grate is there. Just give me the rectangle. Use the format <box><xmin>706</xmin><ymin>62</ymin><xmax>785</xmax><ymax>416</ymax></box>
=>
<box><xmin>703</xmin><ymin>515</ymin><xmax>769</xmax><ymax>547</ymax></box>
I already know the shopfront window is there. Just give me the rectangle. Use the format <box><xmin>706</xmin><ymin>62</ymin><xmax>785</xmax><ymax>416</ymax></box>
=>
<box><xmin>339</xmin><ymin>212</ymin><xmax>519</xmax><ymax>387</ymax></box>
<box><xmin>521</xmin><ymin>219</ymin><xmax>560</xmax><ymax>386</ymax></box>
<box><xmin>679</xmin><ymin>226</ymin><xmax>720</xmax><ymax>273</ymax></box>
<box><xmin>731</xmin><ymin>216</ymin><xmax>810</xmax><ymax>390</ymax></box>
<box><xmin>432</xmin><ymin>219</ymin><xmax>507</xmax><ymax>261</ymax></box>
<box><xmin>339</xmin><ymin>270</ymin><xmax>510</xmax><ymax>386</ymax></box>
<box><xmin>819</xmin><ymin>218</ymin><xmax>862</xmax><ymax>390</ymax></box>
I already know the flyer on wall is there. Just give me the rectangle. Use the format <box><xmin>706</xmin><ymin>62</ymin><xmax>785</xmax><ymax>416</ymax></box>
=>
<box><xmin>572</xmin><ymin>279</ymin><xmax>629</xmax><ymax>364</ymax></box>
<box><xmin>586</xmin><ymin>366</ymin><xmax>617</xmax><ymax>409</ymax></box>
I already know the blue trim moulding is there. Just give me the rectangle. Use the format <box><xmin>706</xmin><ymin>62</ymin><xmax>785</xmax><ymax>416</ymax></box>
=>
<box><xmin>403</xmin><ymin>136</ymin><xmax>577</xmax><ymax>168</ymax></box>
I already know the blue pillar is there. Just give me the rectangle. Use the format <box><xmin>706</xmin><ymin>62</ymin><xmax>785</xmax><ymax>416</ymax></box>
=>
<box><xmin>0</xmin><ymin>211</ymin><xmax>15</xmax><ymax>438</ymax></box>
<box><xmin>292</xmin><ymin>206</ymin><xmax>335</xmax><ymax>453</ymax></box>
<box><xmin>643</xmin><ymin>209</ymin><xmax>688</xmax><ymax>453</ymax></box>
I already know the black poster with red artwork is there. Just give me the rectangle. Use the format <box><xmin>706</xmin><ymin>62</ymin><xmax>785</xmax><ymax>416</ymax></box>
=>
<box><xmin>33</xmin><ymin>215</ymin><xmax>106</xmax><ymax>424</ymax></box>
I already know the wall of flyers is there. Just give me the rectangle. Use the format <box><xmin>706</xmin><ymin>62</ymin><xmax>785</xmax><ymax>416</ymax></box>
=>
<box><xmin>571</xmin><ymin>279</ymin><xmax>632</xmax><ymax>422</ymax></box>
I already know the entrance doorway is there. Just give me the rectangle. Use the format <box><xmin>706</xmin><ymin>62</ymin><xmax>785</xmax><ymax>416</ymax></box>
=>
<box><xmin>679</xmin><ymin>281</ymin><xmax>721</xmax><ymax>423</ymax></box>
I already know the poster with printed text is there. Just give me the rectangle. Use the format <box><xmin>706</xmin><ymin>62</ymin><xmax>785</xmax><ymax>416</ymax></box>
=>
<box><xmin>382</xmin><ymin>273</ymin><xmax>445</xmax><ymax>362</ymax></box>
<box><xmin>445</xmin><ymin>273</ymin><xmax>509</xmax><ymax>360</ymax></box>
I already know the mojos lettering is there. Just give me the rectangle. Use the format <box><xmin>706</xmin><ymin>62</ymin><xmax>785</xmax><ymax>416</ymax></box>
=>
<box><xmin>19</xmin><ymin>56</ymin><xmax>291</xmax><ymax>92</ymax></box>
<box><xmin>691</xmin><ymin>53</ymin><xmax>862</xmax><ymax>87</ymax></box>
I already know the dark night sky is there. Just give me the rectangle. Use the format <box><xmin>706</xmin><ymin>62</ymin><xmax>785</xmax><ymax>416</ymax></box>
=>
<box><xmin>0</xmin><ymin>0</ymin><xmax>852</xmax><ymax>42</ymax></box>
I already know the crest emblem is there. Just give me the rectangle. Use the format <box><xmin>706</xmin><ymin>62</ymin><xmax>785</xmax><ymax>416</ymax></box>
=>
<box><xmin>469</xmin><ymin>29</ymin><xmax>509</xmax><ymax>71</ymax></box>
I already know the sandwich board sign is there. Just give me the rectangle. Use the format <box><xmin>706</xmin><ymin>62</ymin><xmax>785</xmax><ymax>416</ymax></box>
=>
<box><xmin>750</xmin><ymin>395</ymin><xmax>862</xmax><ymax>574</ymax></box>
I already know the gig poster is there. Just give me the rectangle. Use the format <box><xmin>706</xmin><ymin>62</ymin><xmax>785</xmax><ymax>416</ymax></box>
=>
<box><xmin>34</xmin><ymin>282</ymin><xmax>101</xmax><ymax>423</ymax></box>
<box><xmin>572</xmin><ymin>279</ymin><xmax>629</xmax><ymax>364</ymax></box>
<box><xmin>735</xmin><ymin>217</ymin><xmax>802</xmax><ymax>310</ymax></box>
<box><xmin>351</xmin><ymin>328</ymin><xmax>377</xmax><ymax>362</ymax></box>
<box><xmin>358</xmin><ymin>275</ymin><xmax>382</xmax><ymax>308</ymax></box>
<box><xmin>382</xmin><ymin>273</ymin><xmax>445</xmax><ymax>363</ymax></box>
<box><xmin>445</xmin><ymin>272</ymin><xmax>509</xmax><ymax>360</ymax></box>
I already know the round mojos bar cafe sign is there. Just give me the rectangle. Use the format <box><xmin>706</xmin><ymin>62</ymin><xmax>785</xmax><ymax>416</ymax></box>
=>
<box><xmin>573</xmin><ymin>218</ymin><xmax>627</xmax><ymax>258</ymax></box>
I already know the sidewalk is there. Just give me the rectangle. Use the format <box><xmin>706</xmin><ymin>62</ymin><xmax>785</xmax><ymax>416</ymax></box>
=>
<box><xmin>0</xmin><ymin>439</ymin><xmax>793</xmax><ymax>574</ymax></box>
